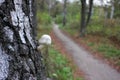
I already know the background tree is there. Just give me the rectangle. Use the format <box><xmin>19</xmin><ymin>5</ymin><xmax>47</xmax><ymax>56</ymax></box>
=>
<box><xmin>37</xmin><ymin>0</ymin><xmax>47</xmax><ymax>11</ymax></box>
<box><xmin>103</xmin><ymin>0</ymin><xmax>120</xmax><ymax>19</ymax></box>
<box><xmin>113</xmin><ymin>0</ymin><xmax>120</xmax><ymax>18</ymax></box>
<box><xmin>63</xmin><ymin>0</ymin><xmax>67</xmax><ymax>26</ymax></box>
<box><xmin>0</xmin><ymin>0</ymin><xmax>46</xmax><ymax>80</ymax></box>
<box><xmin>110</xmin><ymin>0</ymin><xmax>115</xmax><ymax>19</ymax></box>
<box><xmin>80</xmin><ymin>0</ymin><xmax>94</xmax><ymax>36</ymax></box>
<box><xmin>80</xmin><ymin>0</ymin><xmax>87</xmax><ymax>36</ymax></box>
<box><xmin>67</xmin><ymin>1</ymin><xmax>80</xmax><ymax>16</ymax></box>
<box><xmin>86</xmin><ymin>0</ymin><xmax>93</xmax><ymax>25</ymax></box>
<box><xmin>51</xmin><ymin>1</ymin><xmax>62</xmax><ymax>17</ymax></box>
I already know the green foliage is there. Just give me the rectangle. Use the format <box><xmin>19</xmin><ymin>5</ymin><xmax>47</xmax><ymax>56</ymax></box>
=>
<box><xmin>60</xmin><ymin>12</ymin><xmax>80</xmax><ymax>35</ymax></box>
<box><xmin>49</xmin><ymin>47</ymin><xmax>77</xmax><ymax>80</ymax></box>
<box><xmin>66</xmin><ymin>13</ymin><xmax>80</xmax><ymax>28</ymax></box>
<box><xmin>36</xmin><ymin>0</ymin><xmax>49</xmax><ymax>12</ymax></box>
<box><xmin>37</xmin><ymin>11</ymin><xmax>51</xmax><ymax>24</ymax></box>
<box><xmin>55</xmin><ymin>15</ymin><xmax>63</xmax><ymax>24</ymax></box>
<box><xmin>50</xmin><ymin>1</ymin><xmax>62</xmax><ymax>17</ymax></box>
<box><xmin>37</xmin><ymin>0</ymin><xmax>120</xmax><ymax>78</ymax></box>
<box><xmin>87</xmin><ymin>42</ymin><xmax>95</xmax><ymax>47</ymax></box>
<box><xmin>84</xmin><ymin>37</ymin><xmax>120</xmax><ymax>67</ymax></box>
<box><xmin>113</xmin><ymin>0</ymin><xmax>120</xmax><ymax>18</ymax></box>
<box><xmin>97</xmin><ymin>44</ymin><xmax>120</xmax><ymax>60</ymax></box>
<box><xmin>56</xmin><ymin>0</ymin><xmax>80</xmax><ymax>28</ymax></box>
<box><xmin>37</xmin><ymin>24</ymin><xmax>52</xmax><ymax>39</ymax></box>
<box><xmin>67</xmin><ymin>20</ymin><xmax>80</xmax><ymax>29</ymax></box>
<box><xmin>86</xmin><ymin>19</ymin><xmax>120</xmax><ymax>39</ymax></box>
<box><xmin>87</xmin><ymin>25</ymin><xmax>103</xmax><ymax>34</ymax></box>
<box><xmin>67</xmin><ymin>1</ymin><xmax>81</xmax><ymax>16</ymax></box>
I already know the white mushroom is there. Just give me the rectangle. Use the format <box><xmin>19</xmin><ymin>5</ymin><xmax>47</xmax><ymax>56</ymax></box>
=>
<box><xmin>37</xmin><ymin>34</ymin><xmax>52</xmax><ymax>50</ymax></box>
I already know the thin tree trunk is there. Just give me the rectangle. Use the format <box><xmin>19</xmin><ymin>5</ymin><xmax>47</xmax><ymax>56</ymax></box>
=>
<box><xmin>80</xmin><ymin>0</ymin><xmax>86</xmax><ymax>37</ymax></box>
<box><xmin>110</xmin><ymin>5</ymin><xmax>114</xmax><ymax>19</ymax></box>
<box><xmin>0</xmin><ymin>0</ymin><xmax>46</xmax><ymax>80</ymax></box>
<box><xmin>48</xmin><ymin>0</ymin><xmax>52</xmax><ymax>15</ymax></box>
<box><xmin>63</xmin><ymin>0</ymin><xmax>67</xmax><ymax>26</ymax></box>
<box><xmin>86</xmin><ymin>0</ymin><xmax>93</xmax><ymax>25</ymax></box>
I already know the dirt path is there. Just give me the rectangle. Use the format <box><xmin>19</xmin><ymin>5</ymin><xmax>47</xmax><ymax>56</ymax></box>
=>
<box><xmin>53</xmin><ymin>24</ymin><xmax>120</xmax><ymax>80</ymax></box>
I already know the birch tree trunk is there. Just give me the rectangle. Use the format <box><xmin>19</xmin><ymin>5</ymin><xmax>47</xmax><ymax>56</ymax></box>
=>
<box><xmin>0</xmin><ymin>0</ymin><xmax>46</xmax><ymax>80</ymax></box>
<box><xmin>110</xmin><ymin>5</ymin><xmax>114</xmax><ymax>19</ymax></box>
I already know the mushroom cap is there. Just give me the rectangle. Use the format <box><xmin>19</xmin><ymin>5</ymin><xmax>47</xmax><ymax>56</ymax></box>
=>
<box><xmin>39</xmin><ymin>34</ymin><xmax>52</xmax><ymax>45</ymax></box>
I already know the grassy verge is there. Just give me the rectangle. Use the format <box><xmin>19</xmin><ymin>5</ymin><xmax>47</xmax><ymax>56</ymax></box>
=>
<box><xmin>48</xmin><ymin>46</ymin><xmax>83</xmax><ymax>80</ymax></box>
<box><xmin>37</xmin><ymin>12</ymin><xmax>84</xmax><ymax>80</ymax></box>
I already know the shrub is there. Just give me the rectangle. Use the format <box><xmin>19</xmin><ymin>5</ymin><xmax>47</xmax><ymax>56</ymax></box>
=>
<box><xmin>55</xmin><ymin>15</ymin><xmax>63</xmax><ymax>24</ymax></box>
<box><xmin>66</xmin><ymin>14</ymin><xmax>80</xmax><ymax>29</ymax></box>
<box><xmin>87</xmin><ymin>19</ymin><xmax>120</xmax><ymax>39</ymax></box>
<box><xmin>37</xmin><ymin>11</ymin><xmax>51</xmax><ymax>24</ymax></box>
<box><xmin>67</xmin><ymin>20</ymin><xmax>80</xmax><ymax>29</ymax></box>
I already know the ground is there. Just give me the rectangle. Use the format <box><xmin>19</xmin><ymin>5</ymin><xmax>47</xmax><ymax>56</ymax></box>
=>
<box><xmin>51</xmin><ymin>24</ymin><xmax>120</xmax><ymax>80</ymax></box>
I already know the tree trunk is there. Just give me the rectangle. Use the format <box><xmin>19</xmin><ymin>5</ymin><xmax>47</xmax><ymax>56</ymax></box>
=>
<box><xmin>86</xmin><ymin>0</ymin><xmax>93</xmax><ymax>25</ymax></box>
<box><xmin>63</xmin><ymin>0</ymin><xmax>67</xmax><ymax>26</ymax></box>
<box><xmin>80</xmin><ymin>0</ymin><xmax>86</xmax><ymax>37</ymax></box>
<box><xmin>110</xmin><ymin>5</ymin><xmax>114</xmax><ymax>19</ymax></box>
<box><xmin>48</xmin><ymin>0</ymin><xmax>52</xmax><ymax>15</ymax></box>
<box><xmin>0</xmin><ymin>0</ymin><xmax>46</xmax><ymax>80</ymax></box>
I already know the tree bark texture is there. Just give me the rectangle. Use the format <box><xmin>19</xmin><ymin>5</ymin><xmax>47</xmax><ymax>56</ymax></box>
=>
<box><xmin>80</xmin><ymin>0</ymin><xmax>86</xmax><ymax>37</ymax></box>
<box><xmin>0</xmin><ymin>0</ymin><xmax>46</xmax><ymax>80</ymax></box>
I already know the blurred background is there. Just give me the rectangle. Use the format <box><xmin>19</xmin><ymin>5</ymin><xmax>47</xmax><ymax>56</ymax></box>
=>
<box><xmin>36</xmin><ymin>0</ymin><xmax>120</xmax><ymax>80</ymax></box>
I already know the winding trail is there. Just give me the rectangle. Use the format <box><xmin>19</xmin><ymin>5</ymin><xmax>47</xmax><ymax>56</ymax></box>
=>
<box><xmin>53</xmin><ymin>24</ymin><xmax>120</xmax><ymax>80</ymax></box>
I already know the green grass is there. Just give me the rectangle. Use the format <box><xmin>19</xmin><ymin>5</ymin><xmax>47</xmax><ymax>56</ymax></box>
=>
<box><xmin>49</xmin><ymin>46</ymin><xmax>84</xmax><ymax>80</ymax></box>
<box><xmin>49</xmin><ymin>47</ymin><xmax>73</xmax><ymax>80</ymax></box>
<box><xmin>87</xmin><ymin>42</ymin><xmax>95</xmax><ymax>47</ymax></box>
<box><xmin>97</xmin><ymin>44</ymin><xmax>120</xmax><ymax>59</ymax></box>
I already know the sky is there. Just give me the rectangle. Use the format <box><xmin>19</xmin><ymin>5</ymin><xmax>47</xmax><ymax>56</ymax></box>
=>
<box><xmin>58</xmin><ymin>0</ymin><xmax>111</xmax><ymax>6</ymax></box>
